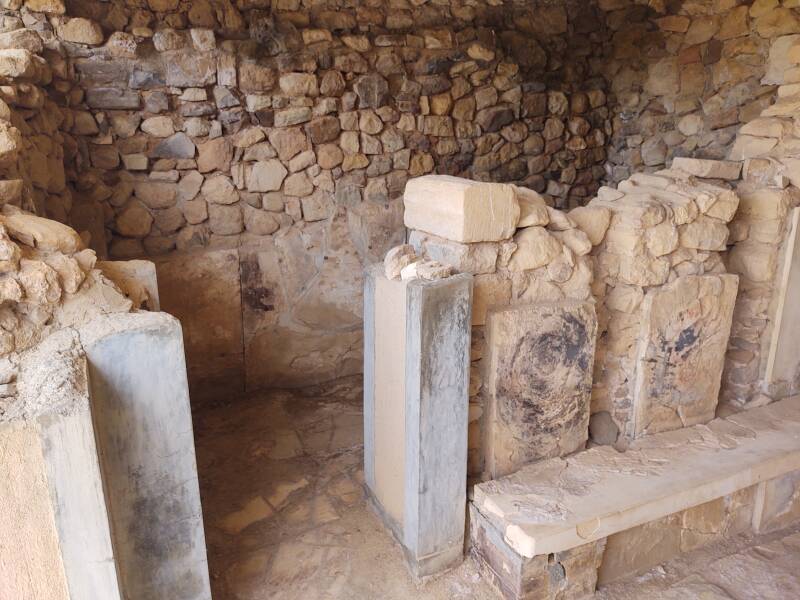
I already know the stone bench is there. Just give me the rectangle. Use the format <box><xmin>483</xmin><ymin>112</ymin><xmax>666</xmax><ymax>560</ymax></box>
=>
<box><xmin>470</xmin><ymin>397</ymin><xmax>800</xmax><ymax>599</ymax></box>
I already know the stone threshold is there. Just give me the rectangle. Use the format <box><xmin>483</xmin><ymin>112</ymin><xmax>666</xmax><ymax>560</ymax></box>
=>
<box><xmin>473</xmin><ymin>396</ymin><xmax>800</xmax><ymax>559</ymax></box>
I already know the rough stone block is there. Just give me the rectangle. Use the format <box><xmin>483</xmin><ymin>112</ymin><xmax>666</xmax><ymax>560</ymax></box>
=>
<box><xmin>671</xmin><ymin>157</ymin><xmax>742</xmax><ymax>180</ymax></box>
<box><xmin>483</xmin><ymin>301</ymin><xmax>597</xmax><ymax>479</ymax></box>
<box><xmin>632</xmin><ymin>274</ymin><xmax>738</xmax><ymax>438</ymax></box>
<box><xmin>364</xmin><ymin>265</ymin><xmax>472</xmax><ymax>579</ymax></box>
<box><xmin>470</xmin><ymin>503</ymin><xmax>605</xmax><ymax>600</ymax></box>
<box><xmin>404</xmin><ymin>175</ymin><xmax>520</xmax><ymax>243</ymax></box>
<box><xmin>598</xmin><ymin>486</ymin><xmax>757</xmax><ymax>585</ymax></box>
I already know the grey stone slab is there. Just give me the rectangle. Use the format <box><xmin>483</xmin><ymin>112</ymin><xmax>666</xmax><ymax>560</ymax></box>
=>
<box><xmin>483</xmin><ymin>301</ymin><xmax>597</xmax><ymax>480</ymax></box>
<box><xmin>362</xmin><ymin>264</ymin><xmax>379</xmax><ymax>492</ymax></box>
<box><xmin>363</xmin><ymin>267</ymin><xmax>472</xmax><ymax>579</ymax></box>
<box><xmin>403</xmin><ymin>273</ymin><xmax>472</xmax><ymax>578</ymax></box>
<box><xmin>85</xmin><ymin>87</ymin><xmax>141</xmax><ymax>110</ymax></box>
<box><xmin>84</xmin><ymin>312</ymin><xmax>211</xmax><ymax>600</ymax></box>
<box><xmin>40</xmin><ymin>408</ymin><xmax>123</xmax><ymax>600</ymax></box>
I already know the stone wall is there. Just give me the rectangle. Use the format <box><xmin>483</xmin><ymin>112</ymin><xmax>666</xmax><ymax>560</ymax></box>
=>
<box><xmin>601</xmin><ymin>0</ymin><xmax>800</xmax><ymax>182</ymax></box>
<box><xmin>585</xmin><ymin>165</ymin><xmax>740</xmax><ymax>443</ymax></box>
<box><xmin>3</xmin><ymin>0</ymin><xmax>799</xmax><ymax>394</ymax></box>
<box><xmin>718</xmin><ymin>41</ymin><xmax>800</xmax><ymax>409</ymax></box>
<box><xmin>10</xmin><ymin>0</ymin><xmax>611</xmax><ymax>390</ymax></box>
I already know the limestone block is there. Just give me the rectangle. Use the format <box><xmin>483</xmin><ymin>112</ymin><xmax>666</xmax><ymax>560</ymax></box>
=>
<box><xmin>483</xmin><ymin>301</ymin><xmax>597</xmax><ymax>479</ymax></box>
<box><xmin>632</xmin><ymin>274</ymin><xmax>738</xmax><ymax>438</ymax></box>
<box><xmin>507</xmin><ymin>226</ymin><xmax>562</xmax><ymax>271</ymax></box>
<box><xmin>409</xmin><ymin>229</ymin><xmax>498</xmax><ymax>274</ymax></box>
<box><xmin>403</xmin><ymin>175</ymin><xmax>520</xmax><ymax>243</ymax></box>
<box><xmin>2</xmin><ymin>211</ymin><xmax>83</xmax><ymax>253</ymax></box>
<box><xmin>736</xmin><ymin>185</ymin><xmax>794</xmax><ymax>222</ymax></box>
<box><xmin>384</xmin><ymin>244</ymin><xmax>417</xmax><ymax>280</ymax></box>
<box><xmin>598</xmin><ymin>487</ymin><xmax>756</xmax><ymax>585</ymax></box>
<box><xmin>568</xmin><ymin>205</ymin><xmax>611</xmax><ymax>246</ymax></box>
<box><xmin>729</xmin><ymin>135</ymin><xmax>778</xmax><ymax>161</ymax></box>
<box><xmin>1</xmin><ymin>331</ymin><xmax>120</xmax><ymax>600</ymax></box>
<box><xmin>82</xmin><ymin>312</ymin><xmax>211</xmax><ymax>600</ymax></box>
<box><xmin>472</xmin><ymin>397</ymin><xmax>800</xmax><ymax>560</ymax></box>
<box><xmin>764</xmin><ymin>208</ymin><xmax>800</xmax><ymax>393</ymax></box>
<box><xmin>514</xmin><ymin>186</ymin><xmax>549</xmax><ymax>227</ymax></box>
<box><xmin>671</xmin><ymin>157</ymin><xmax>742</xmax><ymax>180</ymax></box>
<box><xmin>679</xmin><ymin>215</ymin><xmax>729</xmax><ymax>251</ymax></box>
<box><xmin>472</xmin><ymin>274</ymin><xmax>512</xmax><ymax>327</ymax></box>
<box><xmin>763</xmin><ymin>34</ymin><xmax>800</xmax><ymax>85</ymax></box>
<box><xmin>98</xmin><ymin>259</ymin><xmax>160</xmax><ymax>311</ymax></box>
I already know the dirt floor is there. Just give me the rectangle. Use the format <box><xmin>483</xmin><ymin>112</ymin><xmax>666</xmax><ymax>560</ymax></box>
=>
<box><xmin>193</xmin><ymin>379</ymin><xmax>800</xmax><ymax>600</ymax></box>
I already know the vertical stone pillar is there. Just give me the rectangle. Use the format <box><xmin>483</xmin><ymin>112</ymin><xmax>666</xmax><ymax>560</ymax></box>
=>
<box><xmin>83</xmin><ymin>312</ymin><xmax>211</xmax><ymax>600</ymax></box>
<box><xmin>364</xmin><ymin>265</ymin><xmax>473</xmax><ymax>579</ymax></box>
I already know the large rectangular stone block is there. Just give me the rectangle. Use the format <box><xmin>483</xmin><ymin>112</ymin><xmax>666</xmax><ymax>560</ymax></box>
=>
<box><xmin>403</xmin><ymin>175</ymin><xmax>520</xmax><ymax>243</ymax></box>
<box><xmin>757</xmin><ymin>470</ymin><xmax>800</xmax><ymax>533</ymax></box>
<box><xmin>632</xmin><ymin>274</ymin><xmax>738</xmax><ymax>438</ymax></box>
<box><xmin>483</xmin><ymin>301</ymin><xmax>597</xmax><ymax>479</ymax></box>
<box><xmin>364</xmin><ymin>265</ymin><xmax>472</xmax><ymax>579</ymax></box>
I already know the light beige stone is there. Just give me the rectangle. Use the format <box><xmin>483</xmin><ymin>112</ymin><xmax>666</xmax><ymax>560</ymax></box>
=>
<box><xmin>508</xmin><ymin>227</ymin><xmax>562</xmax><ymax>271</ymax></box>
<box><xmin>383</xmin><ymin>245</ymin><xmax>417</xmax><ymax>281</ymax></box>
<box><xmin>514</xmin><ymin>186</ymin><xmax>549</xmax><ymax>227</ymax></box>
<box><xmin>473</xmin><ymin>397</ymin><xmax>800</xmax><ymax>559</ymax></box>
<box><xmin>671</xmin><ymin>157</ymin><xmax>742</xmax><ymax>180</ymax></box>
<box><xmin>247</xmin><ymin>160</ymin><xmax>287</xmax><ymax>193</ymax></box>
<box><xmin>679</xmin><ymin>216</ymin><xmax>729</xmax><ymax>251</ymax></box>
<box><xmin>403</xmin><ymin>175</ymin><xmax>520</xmax><ymax>243</ymax></box>
<box><xmin>568</xmin><ymin>205</ymin><xmax>611</xmax><ymax>246</ymax></box>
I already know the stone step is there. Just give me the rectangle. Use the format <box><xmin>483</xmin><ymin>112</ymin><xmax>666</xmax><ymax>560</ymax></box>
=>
<box><xmin>470</xmin><ymin>398</ymin><xmax>800</xmax><ymax>599</ymax></box>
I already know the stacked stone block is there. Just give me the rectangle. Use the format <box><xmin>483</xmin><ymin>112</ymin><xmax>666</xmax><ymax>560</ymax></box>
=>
<box><xmin>586</xmin><ymin>168</ymin><xmax>740</xmax><ymax>443</ymax></box>
<box><xmin>404</xmin><ymin>175</ymin><xmax>599</xmax><ymax>478</ymax></box>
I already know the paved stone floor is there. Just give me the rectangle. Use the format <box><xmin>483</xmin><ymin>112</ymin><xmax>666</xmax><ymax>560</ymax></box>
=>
<box><xmin>194</xmin><ymin>379</ymin><xmax>800</xmax><ymax>600</ymax></box>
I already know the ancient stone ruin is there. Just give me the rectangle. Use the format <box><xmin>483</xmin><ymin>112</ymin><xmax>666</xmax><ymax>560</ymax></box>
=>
<box><xmin>1</xmin><ymin>1</ymin><xmax>800</xmax><ymax>599</ymax></box>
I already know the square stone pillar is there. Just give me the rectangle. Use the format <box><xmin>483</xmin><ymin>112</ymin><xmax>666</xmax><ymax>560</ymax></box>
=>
<box><xmin>364</xmin><ymin>265</ymin><xmax>473</xmax><ymax>579</ymax></box>
<box><xmin>82</xmin><ymin>312</ymin><xmax>211</xmax><ymax>600</ymax></box>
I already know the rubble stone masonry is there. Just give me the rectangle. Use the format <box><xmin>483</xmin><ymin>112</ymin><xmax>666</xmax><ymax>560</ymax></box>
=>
<box><xmin>0</xmin><ymin>0</ymin><xmax>798</xmax><ymax>389</ymax></box>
